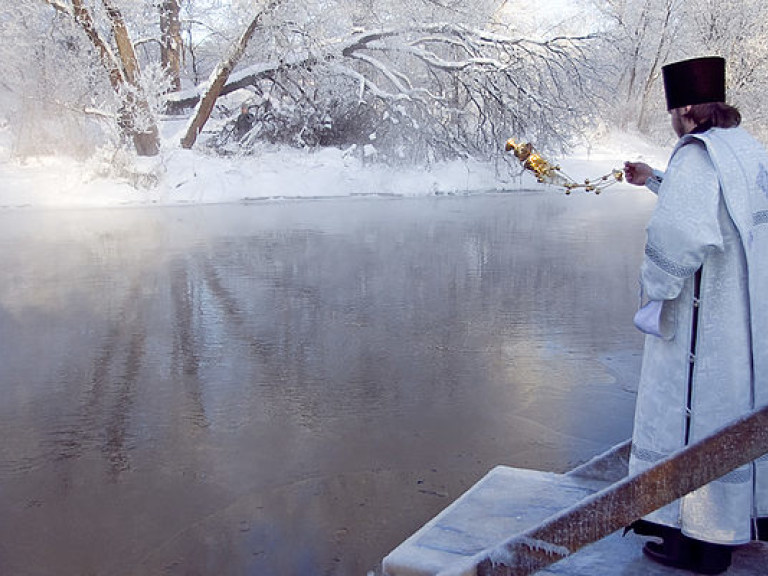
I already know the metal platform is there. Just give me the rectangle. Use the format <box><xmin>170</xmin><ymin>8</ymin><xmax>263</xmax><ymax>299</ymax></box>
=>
<box><xmin>382</xmin><ymin>441</ymin><xmax>768</xmax><ymax>575</ymax></box>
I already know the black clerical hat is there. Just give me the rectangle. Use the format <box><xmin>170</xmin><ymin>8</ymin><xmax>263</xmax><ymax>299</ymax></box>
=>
<box><xmin>662</xmin><ymin>57</ymin><xmax>726</xmax><ymax>110</ymax></box>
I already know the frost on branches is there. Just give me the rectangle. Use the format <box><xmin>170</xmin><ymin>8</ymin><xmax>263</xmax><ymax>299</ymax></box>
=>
<box><xmin>173</xmin><ymin>20</ymin><xmax>597</xmax><ymax>164</ymax></box>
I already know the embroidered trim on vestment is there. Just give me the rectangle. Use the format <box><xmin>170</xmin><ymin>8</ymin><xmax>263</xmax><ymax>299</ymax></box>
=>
<box><xmin>716</xmin><ymin>468</ymin><xmax>752</xmax><ymax>484</ymax></box>
<box><xmin>645</xmin><ymin>244</ymin><xmax>699</xmax><ymax>278</ymax></box>
<box><xmin>758</xmin><ymin>164</ymin><xmax>768</xmax><ymax>198</ymax></box>
<box><xmin>754</xmin><ymin>211</ymin><xmax>768</xmax><ymax>226</ymax></box>
<box><xmin>631</xmin><ymin>444</ymin><xmax>668</xmax><ymax>463</ymax></box>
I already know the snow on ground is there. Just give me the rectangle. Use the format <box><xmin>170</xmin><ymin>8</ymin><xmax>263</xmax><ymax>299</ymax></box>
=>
<box><xmin>0</xmin><ymin>118</ymin><xmax>671</xmax><ymax>210</ymax></box>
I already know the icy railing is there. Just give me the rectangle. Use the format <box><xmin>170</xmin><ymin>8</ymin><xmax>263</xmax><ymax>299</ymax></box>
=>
<box><xmin>438</xmin><ymin>404</ymin><xmax>768</xmax><ymax>576</ymax></box>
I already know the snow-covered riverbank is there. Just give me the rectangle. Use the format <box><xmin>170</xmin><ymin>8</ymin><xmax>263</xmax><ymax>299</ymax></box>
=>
<box><xmin>0</xmin><ymin>124</ymin><xmax>670</xmax><ymax>210</ymax></box>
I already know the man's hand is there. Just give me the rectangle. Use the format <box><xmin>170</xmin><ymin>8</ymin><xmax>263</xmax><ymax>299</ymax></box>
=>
<box><xmin>623</xmin><ymin>161</ymin><xmax>654</xmax><ymax>186</ymax></box>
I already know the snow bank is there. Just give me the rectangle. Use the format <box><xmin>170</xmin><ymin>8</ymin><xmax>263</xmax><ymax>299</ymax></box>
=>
<box><xmin>0</xmin><ymin>123</ymin><xmax>670</xmax><ymax>210</ymax></box>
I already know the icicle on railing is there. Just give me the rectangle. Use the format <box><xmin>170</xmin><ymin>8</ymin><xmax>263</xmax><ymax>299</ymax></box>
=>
<box><xmin>505</xmin><ymin>138</ymin><xmax>624</xmax><ymax>194</ymax></box>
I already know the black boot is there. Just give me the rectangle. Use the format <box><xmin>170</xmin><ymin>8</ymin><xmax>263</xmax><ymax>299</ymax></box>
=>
<box><xmin>641</xmin><ymin>526</ymin><xmax>697</xmax><ymax>571</ymax></box>
<box><xmin>756</xmin><ymin>517</ymin><xmax>768</xmax><ymax>542</ymax></box>
<box><xmin>641</xmin><ymin>528</ymin><xmax>734</xmax><ymax>575</ymax></box>
<box><xmin>623</xmin><ymin>519</ymin><xmax>665</xmax><ymax>538</ymax></box>
<box><xmin>692</xmin><ymin>540</ymin><xmax>733</xmax><ymax>575</ymax></box>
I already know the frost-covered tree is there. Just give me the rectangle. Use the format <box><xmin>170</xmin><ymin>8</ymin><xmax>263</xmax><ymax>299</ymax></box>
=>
<box><xmin>0</xmin><ymin>1</ymin><xmax>175</xmax><ymax>158</ymax></box>
<box><xmin>170</xmin><ymin>0</ymin><xmax>600</xmax><ymax>162</ymax></box>
<box><xmin>593</xmin><ymin>0</ymin><xmax>681</xmax><ymax>134</ymax></box>
<box><xmin>41</xmin><ymin>0</ymin><xmax>161</xmax><ymax>156</ymax></box>
<box><xmin>180</xmin><ymin>0</ymin><xmax>284</xmax><ymax>149</ymax></box>
<box><xmin>2</xmin><ymin>0</ymin><xmax>604</xmax><ymax>163</ymax></box>
<box><xmin>159</xmin><ymin>0</ymin><xmax>183</xmax><ymax>91</ymax></box>
<box><xmin>685</xmin><ymin>0</ymin><xmax>768</xmax><ymax>138</ymax></box>
<box><xmin>592</xmin><ymin>0</ymin><xmax>768</xmax><ymax>142</ymax></box>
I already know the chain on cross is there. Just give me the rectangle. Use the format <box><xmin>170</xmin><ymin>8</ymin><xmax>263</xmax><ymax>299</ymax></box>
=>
<box><xmin>505</xmin><ymin>138</ymin><xmax>624</xmax><ymax>194</ymax></box>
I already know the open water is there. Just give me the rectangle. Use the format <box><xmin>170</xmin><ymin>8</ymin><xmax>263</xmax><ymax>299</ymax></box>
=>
<box><xmin>0</xmin><ymin>190</ymin><xmax>654</xmax><ymax>575</ymax></box>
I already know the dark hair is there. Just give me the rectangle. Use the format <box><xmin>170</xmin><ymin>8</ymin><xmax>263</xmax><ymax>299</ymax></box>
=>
<box><xmin>684</xmin><ymin>102</ymin><xmax>741</xmax><ymax>131</ymax></box>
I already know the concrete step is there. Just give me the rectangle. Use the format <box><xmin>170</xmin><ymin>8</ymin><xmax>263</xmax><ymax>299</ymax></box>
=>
<box><xmin>382</xmin><ymin>441</ymin><xmax>768</xmax><ymax>575</ymax></box>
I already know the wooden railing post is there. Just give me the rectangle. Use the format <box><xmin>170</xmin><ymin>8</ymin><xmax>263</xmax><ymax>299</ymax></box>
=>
<box><xmin>437</xmin><ymin>404</ymin><xmax>768</xmax><ymax>576</ymax></box>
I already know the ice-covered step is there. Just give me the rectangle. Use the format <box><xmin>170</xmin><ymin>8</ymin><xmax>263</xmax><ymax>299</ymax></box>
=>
<box><xmin>382</xmin><ymin>466</ymin><xmax>610</xmax><ymax>576</ymax></box>
<box><xmin>382</xmin><ymin>435</ymin><xmax>768</xmax><ymax>576</ymax></box>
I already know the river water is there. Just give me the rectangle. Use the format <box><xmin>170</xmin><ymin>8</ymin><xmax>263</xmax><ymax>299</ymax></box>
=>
<box><xmin>0</xmin><ymin>190</ymin><xmax>654</xmax><ymax>575</ymax></box>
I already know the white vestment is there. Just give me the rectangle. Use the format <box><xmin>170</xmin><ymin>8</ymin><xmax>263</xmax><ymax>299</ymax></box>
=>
<box><xmin>629</xmin><ymin>126</ymin><xmax>768</xmax><ymax>545</ymax></box>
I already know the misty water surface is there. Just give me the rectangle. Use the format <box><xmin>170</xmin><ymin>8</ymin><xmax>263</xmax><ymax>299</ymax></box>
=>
<box><xmin>0</xmin><ymin>190</ymin><xmax>654</xmax><ymax>575</ymax></box>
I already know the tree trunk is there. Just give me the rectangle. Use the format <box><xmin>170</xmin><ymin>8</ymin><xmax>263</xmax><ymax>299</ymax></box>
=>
<box><xmin>101</xmin><ymin>0</ymin><xmax>139</xmax><ymax>84</ymax></box>
<box><xmin>69</xmin><ymin>0</ymin><xmax>124</xmax><ymax>91</ymax></box>
<box><xmin>160</xmin><ymin>0</ymin><xmax>183</xmax><ymax>92</ymax></box>
<box><xmin>637</xmin><ymin>0</ymin><xmax>675</xmax><ymax>132</ymax></box>
<box><xmin>45</xmin><ymin>0</ymin><xmax>160</xmax><ymax>156</ymax></box>
<box><xmin>102</xmin><ymin>0</ymin><xmax>160</xmax><ymax>156</ymax></box>
<box><xmin>180</xmin><ymin>0</ymin><xmax>283</xmax><ymax>149</ymax></box>
<box><xmin>132</xmin><ymin>127</ymin><xmax>161</xmax><ymax>156</ymax></box>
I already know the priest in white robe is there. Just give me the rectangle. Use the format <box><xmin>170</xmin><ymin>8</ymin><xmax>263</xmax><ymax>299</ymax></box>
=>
<box><xmin>623</xmin><ymin>56</ymin><xmax>768</xmax><ymax>574</ymax></box>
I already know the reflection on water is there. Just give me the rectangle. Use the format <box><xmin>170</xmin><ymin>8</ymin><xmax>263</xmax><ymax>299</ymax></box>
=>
<box><xmin>0</xmin><ymin>191</ymin><xmax>654</xmax><ymax>575</ymax></box>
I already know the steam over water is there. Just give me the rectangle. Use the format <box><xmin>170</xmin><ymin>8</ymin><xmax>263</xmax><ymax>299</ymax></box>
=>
<box><xmin>0</xmin><ymin>191</ymin><xmax>653</xmax><ymax>575</ymax></box>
